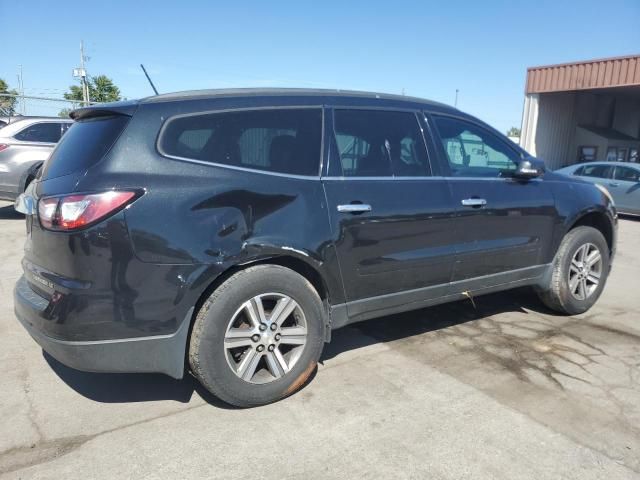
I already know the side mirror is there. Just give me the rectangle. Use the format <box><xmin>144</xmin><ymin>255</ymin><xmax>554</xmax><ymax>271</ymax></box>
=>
<box><xmin>514</xmin><ymin>157</ymin><xmax>545</xmax><ymax>179</ymax></box>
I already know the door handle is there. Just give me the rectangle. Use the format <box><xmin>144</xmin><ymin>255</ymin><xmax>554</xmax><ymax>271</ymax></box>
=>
<box><xmin>337</xmin><ymin>204</ymin><xmax>372</xmax><ymax>213</ymax></box>
<box><xmin>609</xmin><ymin>182</ymin><xmax>620</xmax><ymax>187</ymax></box>
<box><xmin>461</xmin><ymin>198</ymin><xmax>487</xmax><ymax>207</ymax></box>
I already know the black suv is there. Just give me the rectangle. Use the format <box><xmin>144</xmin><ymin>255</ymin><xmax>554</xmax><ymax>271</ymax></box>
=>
<box><xmin>14</xmin><ymin>89</ymin><xmax>616</xmax><ymax>407</ymax></box>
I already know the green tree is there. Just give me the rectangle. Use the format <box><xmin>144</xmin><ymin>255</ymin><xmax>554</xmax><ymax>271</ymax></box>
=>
<box><xmin>506</xmin><ymin>127</ymin><xmax>521</xmax><ymax>137</ymax></box>
<box><xmin>0</xmin><ymin>78</ymin><xmax>18</xmax><ymax>115</ymax></box>
<box><xmin>63</xmin><ymin>74</ymin><xmax>122</xmax><ymax>104</ymax></box>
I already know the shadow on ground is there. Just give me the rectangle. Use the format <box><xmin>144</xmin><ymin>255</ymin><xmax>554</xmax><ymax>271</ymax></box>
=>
<box><xmin>44</xmin><ymin>288</ymin><xmax>552</xmax><ymax>407</ymax></box>
<box><xmin>0</xmin><ymin>204</ymin><xmax>23</xmax><ymax>220</ymax></box>
<box><xmin>321</xmin><ymin>287</ymin><xmax>555</xmax><ymax>361</ymax></box>
<box><xmin>43</xmin><ymin>352</ymin><xmax>234</xmax><ymax>408</ymax></box>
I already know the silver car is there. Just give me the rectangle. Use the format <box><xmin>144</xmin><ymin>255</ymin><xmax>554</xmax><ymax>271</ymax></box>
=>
<box><xmin>555</xmin><ymin>161</ymin><xmax>640</xmax><ymax>216</ymax></box>
<box><xmin>0</xmin><ymin>117</ymin><xmax>72</xmax><ymax>201</ymax></box>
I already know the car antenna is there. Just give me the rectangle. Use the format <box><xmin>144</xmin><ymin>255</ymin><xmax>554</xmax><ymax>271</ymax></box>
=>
<box><xmin>140</xmin><ymin>64</ymin><xmax>159</xmax><ymax>95</ymax></box>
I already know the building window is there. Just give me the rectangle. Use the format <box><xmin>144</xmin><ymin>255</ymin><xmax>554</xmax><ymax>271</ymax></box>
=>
<box><xmin>606</xmin><ymin>146</ymin><xmax>631</xmax><ymax>162</ymax></box>
<box><xmin>577</xmin><ymin>146</ymin><xmax>597</xmax><ymax>162</ymax></box>
<box><xmin>617</xmin><ymin>148</ymin><xmax>628</xmax><ymax>162</ymax></box>
<box><xmin>630</xmin><ymin>148</ymin><xmax>638</xmax><ymax>163</ymax></box>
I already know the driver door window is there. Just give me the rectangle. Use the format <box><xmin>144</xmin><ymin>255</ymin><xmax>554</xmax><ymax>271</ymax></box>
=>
<box><xmin>433</xmin><ymin>116</ymin><xmax>520</xmax><ymax>177</ymax></box>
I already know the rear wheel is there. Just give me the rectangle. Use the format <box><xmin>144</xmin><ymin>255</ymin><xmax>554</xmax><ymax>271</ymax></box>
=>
<box><xmin>189</xmin><ymin>265</ymin><xmax>325</xmax><ymax>407</ymax></box>
<box><xmin>536</xmin><ymin>226</ymin><xmax>609</xmax><ymax>315</ymax></box>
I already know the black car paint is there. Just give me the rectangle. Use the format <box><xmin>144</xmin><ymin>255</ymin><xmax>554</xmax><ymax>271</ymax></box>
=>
<box><xmin>14</xmin><ymin>90</ymin><xmax>617</xmax><ymax>379</ymax></box>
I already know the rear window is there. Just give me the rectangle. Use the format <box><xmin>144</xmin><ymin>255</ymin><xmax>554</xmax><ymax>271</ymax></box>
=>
<box><xmin>159</xmin><ymin>108</ymin><xmax>322</xmax><ymax>176</ymax></box>
<box><xmin>614</xmin><ymin>166</ymin><xmax>640</xmax><ymax>182</ymax></box>
<box><xmin>41</xmin><ymin>115</ymin><xmax>129</xmax><ymax>180</ymax></box>
<box><xmin>14</xmin><ymin>122</ymin><xmax>65</xmax><ymax>143</ymax></box>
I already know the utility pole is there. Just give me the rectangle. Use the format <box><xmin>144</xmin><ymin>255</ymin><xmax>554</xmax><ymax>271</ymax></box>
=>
<box><xmin>454</xmin><ymin>89</ymin><xmax>459</xmax><ymax>108</ymax></box>
<box><xmin>79</xmin><ymin>41</ymin><xmax>89</xmax><ymax>106</ymax></box>
<box><xmin>17</xmin><ymin>65</ymin><xmax>24</xmax><ymax>114</ymax></box>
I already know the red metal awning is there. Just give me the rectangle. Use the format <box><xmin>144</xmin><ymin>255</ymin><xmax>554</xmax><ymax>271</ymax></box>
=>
<box><xmin>525</xmin><ymin>54</ymin><xmax>640</xmax><ymax>94</ymax></box>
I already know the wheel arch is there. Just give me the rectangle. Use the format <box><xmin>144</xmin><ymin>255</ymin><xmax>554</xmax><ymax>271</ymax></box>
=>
<box><xmin>566</xmin><ymin>209</ymin><xmax>615</xmax><ymax>256</ymax></box>
<box><xmin>19</xmin><ymin>161</ymin><xmax>43</xmax><ymax>192</ymax></box>
<box><xmin>186</xmin><ymin>253</ymin><xmax>335</xmax><ymax>362</ymax></box>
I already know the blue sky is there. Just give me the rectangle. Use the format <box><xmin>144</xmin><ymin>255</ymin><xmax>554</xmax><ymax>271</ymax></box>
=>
<box><xmin>1</xmin><ymin>0</ymin><xmax>639</xmax><ymax>133</ymax></box>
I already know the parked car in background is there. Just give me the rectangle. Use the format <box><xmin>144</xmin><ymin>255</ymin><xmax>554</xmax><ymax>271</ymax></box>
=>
<box><xmin>556</xmin><ymin>162</ymin><xmax>640</xmax><ymax>216</ymax></box>
<box><xmin>0</xmin><ymin>115</ymin><xmax>36</xmax><ymax>128</ymax></box>
<box><xmin>0</xmin><ymin>117</ymin><xmax>72</xmax><ymax>201</ymax></box>
<box><xmin>14</xmin><ymin>89</ymin><xmax>616</xmax><ymax>407</ymax></box>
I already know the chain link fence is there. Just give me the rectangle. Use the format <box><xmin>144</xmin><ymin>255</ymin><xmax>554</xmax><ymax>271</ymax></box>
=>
<box><xmin>0</xmin><ymin>93</ymin><xmax>97</xmax><ymax>120</ymax></box>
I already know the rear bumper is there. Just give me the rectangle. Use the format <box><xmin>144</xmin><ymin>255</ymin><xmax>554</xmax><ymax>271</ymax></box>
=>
<box><xmin>14</xmin><ymin>275</ymin><xmax>191</xmax><ymax>379</ymax></box>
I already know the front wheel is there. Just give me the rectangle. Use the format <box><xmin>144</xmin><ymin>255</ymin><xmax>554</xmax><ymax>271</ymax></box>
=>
<box><xmin>536</xmin><ymin>226</ymin><xmax>610</xmax><ymax>315</ymax></box>
<box><xmin>189</xmin><ymin>265</ymin><xmax>325</xmax><ymax>407</ymax></box>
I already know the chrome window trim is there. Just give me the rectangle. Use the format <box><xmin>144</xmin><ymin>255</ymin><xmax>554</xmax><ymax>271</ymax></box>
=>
<box><xmin>321</xmin><ymin>176</ymin><xmax>444</xmax><ymax>181</ymax></box>
<box><xmin>156</xmin><ymin>105</ymin><xmax>324</xmax><ymax>179</ymax></box>
<box><xmin>321</xmin><ymin>175</ymin><xmax>542</xmax><ymax>182</ymax></box>
<box><xmin>159</xmin><ymin>154</ymin><xmax>322</xmax><ymax>180</ymax></box>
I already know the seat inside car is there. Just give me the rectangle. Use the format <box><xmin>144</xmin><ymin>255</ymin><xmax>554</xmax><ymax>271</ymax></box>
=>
<box><xmin>203</xmin><ymin>132</ymin><xmax>241</xmax><ymax>166</ymax></box>
<box><xmin>269</xmin><ymin>135</ymin><xmax>297</xmax><ymax>173</ymax></box>
<box><xmin>356</xmin><ymin>143</ymin><xmax>392</xmax><ymax>176</ymax></box>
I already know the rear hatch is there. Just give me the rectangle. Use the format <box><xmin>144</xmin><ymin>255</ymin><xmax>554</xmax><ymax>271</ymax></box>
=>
<box><xmin>39</xmin><ymin>114</ymin><xmax>130</xmax><ymax>182</ymax></box>
<box><xmin>19</xmin><ymin>104</ymin><xmax>136</xmax><ymax>282</ymax></box>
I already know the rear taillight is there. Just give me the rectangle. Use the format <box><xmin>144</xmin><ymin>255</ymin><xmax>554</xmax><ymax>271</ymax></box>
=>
<box><xmin>38</xmin><ymin>190</ymin><xmax>140</xmax><ymax>231</ymax></box>
<box><xmin>0</xmin><ymin>144</ymin><xmax>9</xmax><ymax>153</ymax></box>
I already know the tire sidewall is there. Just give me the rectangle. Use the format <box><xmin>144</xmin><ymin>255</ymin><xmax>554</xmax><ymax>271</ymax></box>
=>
<box><xmin>557</xmin><ymin>227</ymin><xmax>609</xmax><ymax>314</ymax></box>
<box><xmin>193</xmin><ymin>266</ymin><xmax>325</xmax><ymax>406</ymax></box>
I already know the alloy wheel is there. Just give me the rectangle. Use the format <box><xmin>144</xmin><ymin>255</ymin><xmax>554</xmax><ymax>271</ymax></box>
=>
<box><xmin>224</xmin><ymin>293</ymin><xmax>307</xmax><ymax>384</ymax></box>
<box><xmin>568</xmin><ymin>242</ymin><xmax>602</xmax><ymax>301</ymax></box>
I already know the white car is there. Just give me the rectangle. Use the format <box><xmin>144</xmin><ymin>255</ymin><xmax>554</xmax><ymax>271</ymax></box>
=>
<box><xmin>555</xmin><ymin>161</ymin><xmax>640</xmax><ymax>216</ymax></box>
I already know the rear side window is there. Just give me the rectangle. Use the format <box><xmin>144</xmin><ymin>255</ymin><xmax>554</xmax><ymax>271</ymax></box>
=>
<box><xmin>14</xmin><ymin>122</ymin><xmax>64</xmax><ymax>143</ymax></box>
<box><xmin>579</xmin><ymin>164</ymin><xmax>613</xmax><ymax>179</ymax></box>
<box><xmin>333</xmin><ymin>109</ymin><xmax>430</xmax><ymax>177</ymax></box>
<box><xmin>159</xmin><ymin>108</ymin><xmax>322</xmax><ymax>176</ymax></box>
<box><xmin>614</xmin><ymin>166</ymin><xmax>640</xmax><ymax>182</ymax></box>
<box><xmin>41</xmin><ymin>115</ymin><xmax>129</xmax><ymax>181</ymax></box>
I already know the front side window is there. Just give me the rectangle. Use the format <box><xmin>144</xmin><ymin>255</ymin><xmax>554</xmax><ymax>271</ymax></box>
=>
<box><xmin>433</xmin><ymin>116</ymin><xmax>520</xmax><ymax>177</ymax></box>
<box><xmin>159</xmin><ymin>108</ymin><xmax>322</xmax><ymax>176</ymax></box>
<box><xmin>580</xmin><ymin>164</ymin><xmax>613</xmax><ymax>179</ymax></box>
<box><xmin>14</xmin><ymin>122</ymin><xmax>63</xmax><ymax>143</ymax></box>
<box><xmin>614</xmin><ymin>166</ymin><xmax>640</xmax><ymax>182</ymax></box>
<box><xmin>333</xmin><ymin>109</ymin><xmax>429</xmax><ymax>177</ymax></box>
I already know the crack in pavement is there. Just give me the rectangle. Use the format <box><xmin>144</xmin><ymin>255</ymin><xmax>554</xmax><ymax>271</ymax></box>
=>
<box><xmin>0</xmin><ymin>403</ymin><xmax>207</xmax><ymax>475</ymax></box>
<box><xmin>349</xmin><ymin>293</ymin><xmax>640</xmax><ymax>471</ymax></box>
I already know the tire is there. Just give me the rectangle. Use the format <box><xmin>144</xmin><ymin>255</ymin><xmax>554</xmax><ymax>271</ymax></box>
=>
<box><xmin>536</xmin><ymin>226</ymin><xmax>610</xmax><ymax>315</ymax></box>
<box><xmin>24</xmin><ymin>175</ymin><xmax>35</xmax><ymax>192</ymax></box>
<box><xmin>189</xmin><ymin>264</ymin><xmax>325</xmax><ymax>407</ymax></box>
